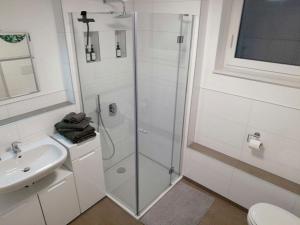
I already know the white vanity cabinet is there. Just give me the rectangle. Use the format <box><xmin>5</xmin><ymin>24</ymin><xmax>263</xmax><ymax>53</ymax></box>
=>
<box><xmin>0</xmin><ymin>195</ymin><xmax>45</xmax><ymax>225</ymax></box>
<box><xmin>72</xmin><ymin>148</ymin><xmax>105</xmax><ymax>212</ymax></box>
<box><xmin>0</xmin><ymin>168</ymin><xmax>79</xmax><ymax>225</ymax></box>
<box><xmin>53</xmin><ymin>133</ymin><xmax>106</xmax><ymax>213</ymax></box>
<box><xmin>37</xmin><ymin>172</ymin><xmax>80</xmax><ymax>225</ymax></box>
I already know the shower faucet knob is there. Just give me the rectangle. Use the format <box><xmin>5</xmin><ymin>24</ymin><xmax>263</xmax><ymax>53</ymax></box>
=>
<box><xmin>109</xmin><ymin>103</ymin><xmax>117</xmax><ymax>116</ymax></box>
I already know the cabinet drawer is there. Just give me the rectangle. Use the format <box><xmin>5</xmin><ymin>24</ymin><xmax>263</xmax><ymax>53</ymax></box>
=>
<box><xmin>38</xmin><ymin>174</ymin><xmax>80</xmax><ymax>225</ymax></box>
<box><xmin>53</xmin><ymin>133</ymin><xmax>101</xmax><ymax>161</ymax></box>
<box><xmin>73</xmin><ymin>148</ymin><xmax>105</xmax><ymax>212</ymax></box>
<box><xmin>0</xmin><ymin>195</ymin><xmax>45</xmax><ymax>225</ymax></box>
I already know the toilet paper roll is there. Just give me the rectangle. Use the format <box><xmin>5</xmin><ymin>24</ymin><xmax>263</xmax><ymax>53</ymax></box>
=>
<box><xmin>248</xmin><ymin>139</ymin><xmax>263</xmax><ymax>150</ymax></box>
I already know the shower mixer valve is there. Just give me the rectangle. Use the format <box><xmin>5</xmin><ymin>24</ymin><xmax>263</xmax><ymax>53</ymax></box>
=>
<box><xmin>109</xmin><ymin>103</ymin><xmax>117</xmax><ymax>116</ymax></box>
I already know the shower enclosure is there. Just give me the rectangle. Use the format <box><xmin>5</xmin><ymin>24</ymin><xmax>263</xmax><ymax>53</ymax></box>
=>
<box><xmin>72</xmin><ymin>11</ymin><xmax>194</xmax><ymax>216</ymax></box>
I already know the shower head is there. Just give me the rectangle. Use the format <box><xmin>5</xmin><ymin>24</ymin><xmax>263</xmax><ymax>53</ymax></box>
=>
<box><xmin>78</xmin><ymin>11</ymin><xmax>95</xmax><ymax>48</ymax></box>
<box><xmin>78</xmin><ymin>11</ymin><xmax>95</xmax><ymax>24</ymax></box>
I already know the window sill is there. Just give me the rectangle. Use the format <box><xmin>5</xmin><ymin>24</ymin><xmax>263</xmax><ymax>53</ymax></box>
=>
<box><xmin>213</xmin><ymin>66</ymin><xmax>300</xmax><ymax>89</ymax></box>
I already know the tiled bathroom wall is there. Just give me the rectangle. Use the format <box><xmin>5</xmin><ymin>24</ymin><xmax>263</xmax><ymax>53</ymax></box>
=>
<box><xmin>133</xmin><ymin>0</ymin><xmax>201</xmax><ymax>15</ymax></box>
<box><xmin>72</xmin><ymin>12</ymin><xmax>136</xmax><ymax>171</ymax></box>
<box><xmin>185</xmin><ymin>144</ymin><xmax>300</xmax><ymax>217</ymax></box>
<box><xmin>195</xmin><ymin>88</ymin><xmax>300</xmax><ymax>184</ymax></box>
<box><xmin>0</xmin><ymin>104</ymin><xmax>78</xmax><ymax>157</ymax></box>
<box><xmin>184</xmin><ymin>0</ymin><xmax>300</xmax><ymax>217</ymax></box>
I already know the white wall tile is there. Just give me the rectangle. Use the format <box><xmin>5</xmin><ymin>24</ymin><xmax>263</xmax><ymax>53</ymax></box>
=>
<box><xmin>192</xmin><ymin>89</ymin><xmax>300</xmax><ymax>213</ymax></box>
<box><xmin>194</xmin><ymin>88</ymin><xmax>300</xmax><ymax>185</ymax></box>
<box><xmin>195</xmin><ymin>89</ymin><xmax>251</xmax><ymax>158</ymax></box>
<box><xmin>0</xmin><ymin>107</ymin><xmax>9</xmax><ymax>121</ymax></box>
<box><xmin>196</xmin><ymin>115</ymin><xmax>246</xmax><ymax>158</ymax></box>
<box><xmin>185</xmin><ymin>148</ymin><xmax>233</xmax><ymax>196</ymax></box>
<box><xmin>0</xmin><ymin>123</ymin><xmax>20</xmax><ymax>155</ymax></box>
<box><xmin>197</xmin><ymin>89</ymin><xmax>252</xmax><ymax>124</ymax></box>
<box><xmin>134</xmin><ymin>0</ymin><xmax>201</xmax><ymax>15</ymax></box>
<box><xmin>292</xmin><ymin>197</ymin><xmax>300</xmax><ymax>217</ymax></box>
<box><xmin>228</xmin><ymin>169</ymin><xmax>297</xmax><ymax>212</ymax></box>
<box><xmin>184</xmin><ymin>148</ymin><xmax>300</xmax><ymax>215</ymax></box>
<box><xmin>16</xmin><ymin>105</ymin><xmax>76</xmax><ymax>140</ymax></box>
<box><xmin>249</xmin><ymin>101</ymin><xmax>300</xmax><ymax>142</ymax></box>
<box><xmin>241</xmin><ymin>127</ymin><xmax>300</xmax><ymax>184</ymax></box>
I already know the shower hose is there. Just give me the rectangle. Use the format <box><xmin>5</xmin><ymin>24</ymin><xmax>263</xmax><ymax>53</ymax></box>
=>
<box><xmin>97</xmin><ymin>94</ymin><xmax>116</xmax><ymax>160</ymax></box>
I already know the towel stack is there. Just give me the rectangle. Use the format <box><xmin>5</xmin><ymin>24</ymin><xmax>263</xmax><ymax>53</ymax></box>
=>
<box><xmin>55</xmin><ymin>112</ymin><xmax>96</xmax><ymax>144</ymax></box>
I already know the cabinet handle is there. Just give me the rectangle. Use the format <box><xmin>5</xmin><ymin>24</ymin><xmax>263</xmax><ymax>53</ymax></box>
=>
<box><xmin>48</xmin><ymin>179</ymin><xmax>66</xmax><ymax>192</ymax></box>
<box><xmin>79</xmin><ymin>151</ymin><xmax>95</xmax><ymax>161</ymax></box>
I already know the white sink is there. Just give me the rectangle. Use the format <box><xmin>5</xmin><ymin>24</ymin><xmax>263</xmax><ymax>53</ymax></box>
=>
<box><xmin>0</xmin><ymin>136</ymin><xmax>67</xmax><ymax>193</ymax></box>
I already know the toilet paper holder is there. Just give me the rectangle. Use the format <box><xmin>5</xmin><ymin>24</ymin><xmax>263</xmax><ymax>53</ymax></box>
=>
<box><xmin>247</xmin><ymin>132</ymin><xmax>261</xmax><ymax>142</ymax></box>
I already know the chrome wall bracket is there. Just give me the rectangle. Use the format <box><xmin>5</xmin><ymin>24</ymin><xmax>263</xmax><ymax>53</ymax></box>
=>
<box><xmin>247</xmin><ymin>132</ymin><xmax>261</xmax><ymax>142</ymax></box>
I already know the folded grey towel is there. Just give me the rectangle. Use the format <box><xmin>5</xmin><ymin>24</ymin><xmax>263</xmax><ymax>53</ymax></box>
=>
<box><xmin>58</xmin><ymin>125</ymin><xmax>96</xmax><ymax>143</ymax></box>
<box><xmin>68</xmin><ymin>132</ymin><xmax>96</xmax><ymax>144</ymax></box>
<box><xmin>55</xmin><ymin>117</ymin><xmax>91</xmax><ymax>131</ymax></box>
<box><xmin>63</xmin><ymin>112</ymin><xmax>86</xmax><ymax>123</ymax></box>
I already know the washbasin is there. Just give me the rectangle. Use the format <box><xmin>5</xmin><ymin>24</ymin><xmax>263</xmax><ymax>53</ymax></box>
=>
<box><xmin>0</xmin><ymin>136</ymin><xmax>67</xmax><ymax>193</ymax></box>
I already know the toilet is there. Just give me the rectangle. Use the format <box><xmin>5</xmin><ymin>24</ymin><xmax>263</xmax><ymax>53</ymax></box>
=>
<box><xmin>248</xmin><ymin>203</ymin><xmax>300</xmax><ymax>225</ymax></box>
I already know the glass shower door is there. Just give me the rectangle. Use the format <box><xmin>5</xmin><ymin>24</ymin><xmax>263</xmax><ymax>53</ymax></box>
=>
<box><xmin>72</xmin><ymin>12</ymin><xmax>137</xmax><ymax>213</ymax></box>
<box><xmin>170</xmin><ymin>14</ymin><xmax>194</xmax><ymax>183</ymax></box>
<box><xmin>72</xmin><ymin>11</ymin><xmax>194</xmax><ymax>216</ymax></box>
<box><xmin>136</xmin><ymin>13</ymin><xmax>193</xmax><ymax>214</ymax></box>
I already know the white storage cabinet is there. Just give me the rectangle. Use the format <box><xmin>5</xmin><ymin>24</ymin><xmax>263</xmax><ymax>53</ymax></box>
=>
<box><xmin>0</xmin><ymin>195</ymin><xmax>45</xmax><ymax>225</ymax></box>
<box><xmin>53</xmin><ymin>132</ymin><xmax>106</xmax><ymax>212</ymax></box>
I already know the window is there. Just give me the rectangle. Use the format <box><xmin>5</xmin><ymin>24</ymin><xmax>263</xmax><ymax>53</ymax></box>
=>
<box><xmin>216</xmin><ymin>0</ymin><xmax>300</xmax><ymax>87</ymax></box>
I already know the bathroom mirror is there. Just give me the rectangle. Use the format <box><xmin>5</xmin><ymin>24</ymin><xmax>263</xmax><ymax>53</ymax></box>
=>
<box><xmin>0</xmin><ymin>32</ymin><xmax>38</xmax><ymax>100</ymax></box>
<box><xmin>0</xmin><ymin>0</ymin><xmax>75</xmax><ymax>124</ymax></box>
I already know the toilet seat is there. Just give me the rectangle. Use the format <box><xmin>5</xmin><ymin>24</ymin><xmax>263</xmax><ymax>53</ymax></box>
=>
<box><xmin>248</xmin><ymin>203</ymin><xmax>300</xmax><ymax>225</ymax></box>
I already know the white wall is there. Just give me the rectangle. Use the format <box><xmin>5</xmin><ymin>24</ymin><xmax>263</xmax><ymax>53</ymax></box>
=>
<box><xmin>184</xmin><ymin>0</ymin><xmax>300</xmax><ymax>216</ymax></box>
<box><xmin>184</xmin><ymin>148</ymin><xmax>300</xmax><ymax>216</ymax></box>
<box><xmin>0</xmin><ymin>105</ymin><xmax>78</xmax><ymax>157</ymax></box>
<box><xmin>195</xmin><ymin>89</ymin><xmax>300</xmax><ymax>184</ymax></box>
<box><xmin>0</xmin><ymin>0</ymin><xmax>86</xmax><ymax>157</ymax></box>
<box><xmin>134</xmin><ymin>0</ymin><xmax>201</xmax><ymax>15</ymax></box>
<box><xmin>0</xmin><ymin>0</ymin><xmax>74</xmax><ymax>120</ymax></box>
<box><xmin>0</xmin><ymin>0</ymin><xmax>65</xmax><ymax>93</ymax></box>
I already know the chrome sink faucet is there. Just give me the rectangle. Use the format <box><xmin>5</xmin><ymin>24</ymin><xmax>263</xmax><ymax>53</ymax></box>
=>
<box><xmin>11</xmin><ymin>141</ymin><xmax>22</xmax><ymax>155</ymax></box>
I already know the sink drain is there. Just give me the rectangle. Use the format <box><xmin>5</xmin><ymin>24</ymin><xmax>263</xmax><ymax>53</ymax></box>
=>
<box><xmin>117</xmin><ymin>167</ymin><xmax>126</xmax><ymax>174</ymax></box>
<box><xmin>23</xmin><ymin>167</ymin><xmax>30</xmax><ymax>173</ymax></box>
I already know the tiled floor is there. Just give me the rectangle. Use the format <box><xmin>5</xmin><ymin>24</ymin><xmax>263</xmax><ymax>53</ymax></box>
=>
<box><xmin>184</xmin><ymin>178</ymin><xmax>248</xmax><ymax>225</ymax></box>
<box><xmin>70</xmin><ymin>178</ymin><xmax>248</xmax><ymax>225</ymax></box>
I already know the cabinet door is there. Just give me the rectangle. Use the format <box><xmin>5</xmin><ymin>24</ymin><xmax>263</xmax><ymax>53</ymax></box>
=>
<box><xmin>0</xmin><ymin>195</ymin><xmax>45</xmax><ymax>225</ymax></box>
<box><xmin>38</xmin><ymin>174</ymin><xmax>80</xmax><ymax>225</ymax></box>
<box><xmin>73</xmin><ymin>148</ymin><xmax>105</xmax><ymax>212</ymax></box>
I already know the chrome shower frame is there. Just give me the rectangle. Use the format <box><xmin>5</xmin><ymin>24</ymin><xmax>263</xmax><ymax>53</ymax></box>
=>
<box><xmin>71</xmin><ymin>10</ymin><xmax>197</xmax><ymax>219</ymax></box>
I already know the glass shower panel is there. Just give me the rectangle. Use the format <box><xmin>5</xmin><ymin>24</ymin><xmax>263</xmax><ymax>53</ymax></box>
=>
<box><xmin>136</xmin><ymin>13</ymin><xmax>193</xmax><ymax>213</ymax></box>
<box><xmin>170</xmin><ymin>15</ymin><xmax>194</xmax><ymax>183</ymax></box>
<box><xmin>72</xmin><ymin>12</ymin><xmax>137</xmax><ymax>213</ymax></box>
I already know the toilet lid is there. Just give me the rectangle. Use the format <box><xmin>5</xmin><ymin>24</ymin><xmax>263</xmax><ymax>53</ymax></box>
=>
<box><xmin>248</xmin><ymin>203</ymin><xmax>300</xmax><ymax>225</ymax></box>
